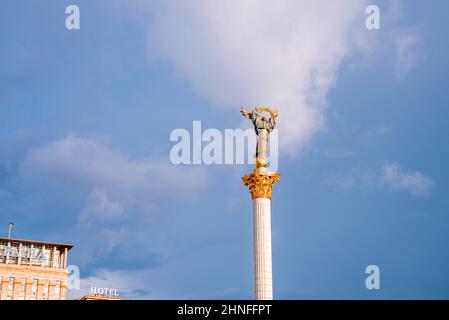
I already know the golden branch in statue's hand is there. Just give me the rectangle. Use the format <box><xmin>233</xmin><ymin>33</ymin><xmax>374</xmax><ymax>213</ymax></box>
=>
<box><xmin>255</xmin><ymin>106</ymin><xmax>278</xmax><ymax>119</ymax></box>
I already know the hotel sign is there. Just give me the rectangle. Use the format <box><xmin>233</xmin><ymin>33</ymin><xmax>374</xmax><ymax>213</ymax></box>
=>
<box><xmin>90</xmin><ymin>287</ymin><xmax>120</xmax><ymax>297</ymax></box>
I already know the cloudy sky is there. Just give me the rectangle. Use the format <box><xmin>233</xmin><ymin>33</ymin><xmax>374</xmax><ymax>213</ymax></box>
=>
<box><xmin>1</xmin><ymin>0</ymin><xmax>449</xmax><ymax>299</ymax></box>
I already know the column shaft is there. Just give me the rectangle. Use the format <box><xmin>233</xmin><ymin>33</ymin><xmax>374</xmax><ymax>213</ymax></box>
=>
<box><xmin>253</xmin><ymin>198</ymin><xmax>273</xmax><ymax>300</ymax></box>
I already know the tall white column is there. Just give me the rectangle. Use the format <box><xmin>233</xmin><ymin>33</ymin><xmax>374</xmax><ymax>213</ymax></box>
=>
<box><xmin>253</xmin><ymin>198</ymin><xmax>273</xmax><ymax>300</ymax></box>
<box><xmin>243</xmin><ymin>169</ymin><xmax>279</xmax><ymax>301</ymax></box>
<box><xmin>241</xmin><ymin>106</ymin><xmax>280</xmax><ymax>301</ymax></box>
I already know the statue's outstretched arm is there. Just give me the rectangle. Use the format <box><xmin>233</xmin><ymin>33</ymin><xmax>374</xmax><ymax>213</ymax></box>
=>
<box><xmin>241</xmin><ymin>107</ymin><xmax>252</xmax><ymax>119</ymax></box>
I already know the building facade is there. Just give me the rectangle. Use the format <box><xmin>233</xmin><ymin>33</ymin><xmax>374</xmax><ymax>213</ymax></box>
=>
<box><xmin>0</xmin><ymin>237</ymin><xmax>72</xmax><ymax>300</ymax></box>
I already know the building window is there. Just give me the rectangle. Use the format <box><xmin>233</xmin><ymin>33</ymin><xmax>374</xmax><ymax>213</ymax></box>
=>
<box><xmin>7</xmin><ymin>277</ymin><xmax>15</xmax><ymax>300</ymax></box>
<box><xmin>17</xmin><ymin>278</ymin><xmax>26</xmax><ymax>300</ymax></box>
<box><xmin>8</xmin><ymin>277</ymin><xmax>14</xmax><ymax>290</ymax></box>
<box><xmin>43</xmin><ymin>284</ymin><xmax>49</xmax><ymax>300</ymax></box>
<box><xmin>31</xmin><ymin>278</ymin><xmax>38</xmax><ymax>300</ymax></box>
<box><xmin>55</xmin><ymin>281</ymin><xmax>62</xmax><ymax>299</ymax></box>
<box><xmin>31</xmin><ymin>279</ymin><xmax>37</xmax><ymax>292</ymax></box>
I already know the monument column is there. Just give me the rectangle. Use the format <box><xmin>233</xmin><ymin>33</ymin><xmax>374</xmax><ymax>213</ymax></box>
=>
<box><xmin>243</xmin><ymin>169</ymin><xmax>280</xmax><ymax>300</ymax></box>
<box><xmin>241</xmin><ymin>106</ymin><xmax>280</xmax><ymax>300</ymax></box>
<box><xmin>253</xmin><ymin>197</ymin><xmax>272</xmax><ymax>299</ymax></box>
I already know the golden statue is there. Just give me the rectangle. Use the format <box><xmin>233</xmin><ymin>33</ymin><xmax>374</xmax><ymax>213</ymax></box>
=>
<box><xmin>241</xmin><ymin>106</ymin><xmax>278</xmax><ymax>169</ymax></box>
<box><xmin>241</xmin><ymin>106</ymin><xmax>280</xmax><ymax>200</ymax></box>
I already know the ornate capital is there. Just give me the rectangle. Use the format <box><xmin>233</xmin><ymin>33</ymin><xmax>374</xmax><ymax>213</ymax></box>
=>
<box><xmin>242</xmin><ymin>169</ymin><xmax>280</xmax><ymax>199</ymax></box>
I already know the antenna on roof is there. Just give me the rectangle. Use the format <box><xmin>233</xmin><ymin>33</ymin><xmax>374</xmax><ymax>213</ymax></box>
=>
<box><xmin>8</xmin><ymin>222</ymin><xmax>14</xmax><ymax>238</ymax></box>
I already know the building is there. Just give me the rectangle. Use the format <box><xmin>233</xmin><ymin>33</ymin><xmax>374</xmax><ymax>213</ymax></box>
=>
<box><xmin>0</xmin><ymin>237</ymin><xmax>73</xmax><ymax>300</ymax></box>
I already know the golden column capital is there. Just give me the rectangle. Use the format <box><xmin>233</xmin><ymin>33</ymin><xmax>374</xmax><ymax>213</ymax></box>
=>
<box><xmin>242</xmin><ymin>169</ymin><xmax>280</xmax><ymax>199</ymax></box>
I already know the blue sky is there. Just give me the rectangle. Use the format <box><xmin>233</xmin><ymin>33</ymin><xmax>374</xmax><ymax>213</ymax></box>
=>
<box><xmin>1</xmin><ymin>0</ymin><xmax>449</xmax><ymax>299</ymax></box>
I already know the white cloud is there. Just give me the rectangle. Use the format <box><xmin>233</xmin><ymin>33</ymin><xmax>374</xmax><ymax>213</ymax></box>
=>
<box><xmin>393</xmin><ymin>28</ymin><xmax>424</xmax><ymax>79</ymax></box>
<box><xmin>139</xmin><ymin>0</ymin><xmax>368</xmax><ymax>153</ymax></box>
<box><xmin>358</xmin><ymin>125</ymin><xmax>392</xmax><ymax>144</ymax></box>
<box><xmin>367</xmin><ymin>125</ymin><xmax>391</xmax><ymax>137</ymax></box>
<box><xmin>379</xmin><ymin>163</ymin><xmax>434</xmax><ymax>197</ymax></box>
<box><xmin>20</xmin><ymin>135</ymin><xmax>207</xmax><ymax>214</ymax></box>
<box><xmin>385</xmin><ymin>0</ymin><xmax>424</xmax><ymax>79</ymax></box>
<box><xmin>19</xmin><ymin>135</ymin><xmax>208</xmax><ymax>266</ymax></box>
<box><xmin>349</xmin><ymin>0</ymin><xmax>424</xmax><ymax>79</ymax></box>
<box><xmin>79</xmin><ymin>188</ymin><xmax>125</xmax><ymax>223</ymax></box>
<box><xmin>325</xmin><ymin>162</ymin><xmax>434</xmax><ymax>197</ymax></box>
